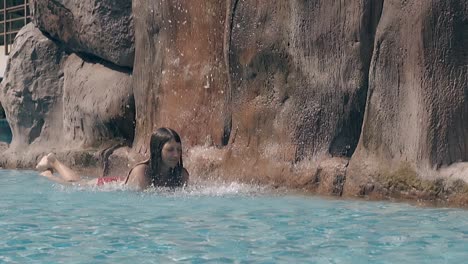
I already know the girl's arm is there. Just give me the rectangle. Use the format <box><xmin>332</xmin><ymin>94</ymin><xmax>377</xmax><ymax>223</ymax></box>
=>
<box><xmin>39</xmin><ymin>170</ymin><xmax>97</xmax><ymax>186</ymax></box>
<box><xmin>39</xmin><ymin>170</ymin><xmax>74</xmax><ymax>185</ymax></box>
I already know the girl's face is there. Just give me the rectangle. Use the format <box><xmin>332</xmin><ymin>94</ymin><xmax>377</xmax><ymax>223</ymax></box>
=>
<box><xmin>161</xmin><ymin>139</ymin><xmax>182</xmax><ymax>168</ymax></box>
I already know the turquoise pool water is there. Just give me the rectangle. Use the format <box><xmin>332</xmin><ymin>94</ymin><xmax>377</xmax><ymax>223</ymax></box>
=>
<box><xmin>1</xmin><ymin>170</ymin><xmax>468</xmax><ymax>263</ymax></box>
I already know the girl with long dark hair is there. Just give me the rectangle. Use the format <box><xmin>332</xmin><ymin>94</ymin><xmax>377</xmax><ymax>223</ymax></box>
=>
<box><xmin>36</xmin><ymin>127</ymin><xmax>189</xmax><ymax>189</ymax></box>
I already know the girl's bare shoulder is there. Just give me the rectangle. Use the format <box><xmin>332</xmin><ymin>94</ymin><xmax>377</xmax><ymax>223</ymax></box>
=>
<box><xmin>126</xmin><ymin>163</ymin><xmax>150</xmax><ymax>189</ymax></box>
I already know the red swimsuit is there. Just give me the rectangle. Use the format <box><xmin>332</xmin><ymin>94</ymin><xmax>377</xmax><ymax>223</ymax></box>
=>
<box><xmin>96</xmin><ymin>176</ymin><xmax>124</xmax><ymax>186</ymax></box>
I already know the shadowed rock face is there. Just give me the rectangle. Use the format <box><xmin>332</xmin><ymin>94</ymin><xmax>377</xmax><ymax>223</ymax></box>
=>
<box><xmin>0</xmin><ymin>103</ymin><xmax>5</xmax><ymax>118</ymax></box>
<box><xmin>226</xmin><ymin>1</ymin><xmax>378</xmax><ymax>161</ymax></box>
<box><xmin>346</xmin><ymin>0</ymin><xmax>468</xmax><ymax>195</ymax></box>
<box><xmin>31</xmin><ymin>0</ymin><xmax>134</xmax><ymax>67</ymax></box>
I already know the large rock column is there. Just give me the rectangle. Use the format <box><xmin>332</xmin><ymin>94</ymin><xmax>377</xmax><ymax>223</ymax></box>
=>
<box><xmin>346</xmin><ymin>0</ymin><xmax>468</xmax><ymax>198</ymax></box>
<box><xmin>132</xmin><ymin>0</ymin><xmax>228</xmax><ymax>154</ymax></box>
<box><xmin>225</xmin><ymin>0</ymin><xmax>379</xmax><ymax>162</ymax></box>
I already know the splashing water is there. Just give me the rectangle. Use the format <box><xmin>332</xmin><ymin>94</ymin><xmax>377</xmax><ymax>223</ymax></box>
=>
<box><xmin>1</xmin><ymin>169</ymin><xmax>468</xmax><ymax>263</ymax></box>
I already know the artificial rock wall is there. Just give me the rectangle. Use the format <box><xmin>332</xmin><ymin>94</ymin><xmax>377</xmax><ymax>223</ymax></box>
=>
<box><xmin>346</xmin><ymin>0</ymin><xmax>468</xmax><ymax>199</ymax></box>
<box><xmin>0</xmin><ymin>0</ymin><xmax>134</xmax><ymax>170</ymax></box>
<box><xmin>133</xmin><ymin>0</ymin><xmax>468</xmax><ymax>203</ymax></box>
<box><xmin>0</xmin><ymin>0</ymin><xmax>467</xmax><ymax>204</ymax></box>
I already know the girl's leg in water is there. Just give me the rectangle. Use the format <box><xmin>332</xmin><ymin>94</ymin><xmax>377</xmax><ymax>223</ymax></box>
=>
<box><xmin>36</xmin><ymin>153</ymin><xmax>81</xmax><ymax>182</ymax></box>
<box><xmin>39</xmin><ymin>170</ymin><xmax>75</xmax><ymax>185</ymax></box>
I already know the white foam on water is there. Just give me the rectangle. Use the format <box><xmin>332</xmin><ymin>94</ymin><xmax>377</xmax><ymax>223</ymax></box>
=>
<box><xmin>52</xmin><ymin>178</ymin><xmax>274</xmax><ymax>198</ymax></box>
<box><xmin>52</xmin><ymin>181</ymin><xmax>135</xmax><ymax>193</ymax></box>
<box><xmin>155</xmin><ymin>180</ymin><xmax>271</xmax><ymax>197</ymax></box>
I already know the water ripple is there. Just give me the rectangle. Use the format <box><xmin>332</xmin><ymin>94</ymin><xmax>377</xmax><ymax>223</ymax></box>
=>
<box><xmin>1</xmin><ymin>170</ymin><xmax>468</xmax><ymax>263</ymax></box>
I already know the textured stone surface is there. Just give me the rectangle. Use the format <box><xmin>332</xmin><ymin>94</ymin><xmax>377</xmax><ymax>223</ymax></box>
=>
<box><xmin>132</xmin><ymin>0</ymin><xmax>468</xmax><ymax>204</ymax></box>
<box><xmin>132</xmin><ymin>0</ymin><xmax>229</xmax><ymax>154</ymax></box>
<box><xmin>62</xmin><ymin>54</ymin><xmax>134</xmax><ymax>149</ymax></box>
<box><xmin>0</xmin><ymin>23</ymin><xmax>134</xmax><ymax>171</ymax></box>
<box><xmin>0</xmin><ymin>23</ymin><xmax>66</xmax><ymax>152</ymax></box>
<box><xmin>345</xmin><ymin>0</ymin><xmax>468</xmax><ymax>197</ymax></box>
<box><xmin>132</xmin><ymin>0</ymin><xmax>378</xmax><ymax>183</ymax></box>
<box><xmin>223</xmin><ymin>0</ymin><xmax>379</xmax><ymax>175</ymax></box>
<box><xmin>31</xmin><ymin>0</ymin><xmax>134</xmax><ymax>67</ymax></box>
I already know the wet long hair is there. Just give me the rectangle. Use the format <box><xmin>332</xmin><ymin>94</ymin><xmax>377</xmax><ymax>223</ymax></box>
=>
<box><xmin>147</xmin><ymin>127</ymin><xmax>184</xmax><ymax>187</ymax></box>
